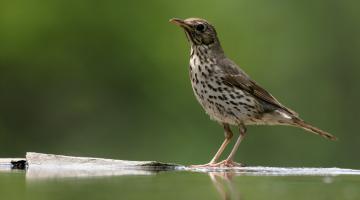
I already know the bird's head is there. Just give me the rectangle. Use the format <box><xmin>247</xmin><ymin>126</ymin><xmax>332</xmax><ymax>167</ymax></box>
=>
<box><xmin>170</xmin><ymin>18</ymin><xmax>219</xmax><ymax>47</ymax></box>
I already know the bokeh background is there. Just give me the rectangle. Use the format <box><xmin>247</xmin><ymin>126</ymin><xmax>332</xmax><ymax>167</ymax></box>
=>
<box><xmin>0</xmin><ymin>0</ymin><xmax>359</xmax><ymax>168</ymax></box>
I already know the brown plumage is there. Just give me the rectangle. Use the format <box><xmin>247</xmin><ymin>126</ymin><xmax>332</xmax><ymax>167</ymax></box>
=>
<box><xmin>170</xmin><ymin>17</ymin><xmax>336</xmax><ymax>167</ymax></box>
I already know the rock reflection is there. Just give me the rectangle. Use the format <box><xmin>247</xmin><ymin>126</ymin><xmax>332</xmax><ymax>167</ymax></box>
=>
<box><xmin>26</xmin><ymin>167</ymin><xmax>159</xmax><ymax>179</ymax></box>
<box><xmin>209</xmin><ymin>172</ymin><xmax>241</xmax><ymax>200</ymax></box>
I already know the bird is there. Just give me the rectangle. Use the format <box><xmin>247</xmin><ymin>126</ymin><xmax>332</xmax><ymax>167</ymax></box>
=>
<box><xmin>169</xmin><ymin>17</ymin><xmax>337</xmax><ymax>167</ymax></box>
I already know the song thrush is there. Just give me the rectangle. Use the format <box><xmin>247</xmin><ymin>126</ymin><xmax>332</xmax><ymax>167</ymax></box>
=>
<box><xmin>170</xmin><ymin>17</ymin><xmax>336</xmax><ymax>167</ymax></box>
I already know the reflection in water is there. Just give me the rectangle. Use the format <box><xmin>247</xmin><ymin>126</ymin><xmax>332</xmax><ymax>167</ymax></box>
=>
<box><xmin>209</xmin><ymin>172</ymin><xmax>240</xmax><ymax>200</ymax></box>
<box><xmin>26</xmin><ymin>165</ymin><xmax>360</xmax><ymax>180</ymax></box>
<box><xmin>187</xmin><ymin>166</ymin><xmax>360</xmax><ymax>176</ymax></box>
<box><xmin>26</xmin><ymin>167</ymin><xmax>158</xmax><ymax>179</ymax></box>
<box><xmin>16</xmin><ymin>165</ymin><xmax>360</xmax><ymax>200</ymax></box>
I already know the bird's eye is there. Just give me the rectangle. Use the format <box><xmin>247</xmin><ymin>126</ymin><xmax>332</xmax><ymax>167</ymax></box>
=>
<box><xmin>195</xmin><ymin>24</ymin><xmax>206</xmax><ymax>32</ymax></box>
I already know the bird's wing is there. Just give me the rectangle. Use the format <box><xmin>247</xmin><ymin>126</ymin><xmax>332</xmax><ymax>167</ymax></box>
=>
<box><xmin>223</xmin><ymin>73</ymin><xmax>298</xmax><ymax>116</ymax></box>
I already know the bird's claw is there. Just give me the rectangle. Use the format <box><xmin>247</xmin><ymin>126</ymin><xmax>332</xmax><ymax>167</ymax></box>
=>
<box><xmin>190</xmin><ymin>162</ymin><xmax>219</xmax><ymax>168</ymax></box>
<box><xmin>190</xmin><ymin>160</ymin><xmax>245</xmax><ymax>168</ymax></box>
<box><xmin>215</xmin><ymin>159</ymin><xmax>245</xmax><ymax>167</ymax></box>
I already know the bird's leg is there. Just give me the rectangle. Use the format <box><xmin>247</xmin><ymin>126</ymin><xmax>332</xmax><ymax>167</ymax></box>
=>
<box><xmin>216</xmin><ymin>123</ymin><xmax>247</xmax><ymax>167</ymax></box>
<box><xmin>190</xmin><ymin>123</ymin><xmax>233</xmax><ymax>168</ymax></box>
<box><xmin>209</xmin><ymin>124</ymin><xmax>233</xmax><ymax>164</ymax></box>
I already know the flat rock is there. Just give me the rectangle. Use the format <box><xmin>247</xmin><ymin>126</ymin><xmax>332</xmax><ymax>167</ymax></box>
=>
<box><xmin>26</xmin><ymin>152</ymin><xmax>177</xmax><ymax>170</ymax></box>
<box><xmin>26</xmin><ymin>152</ymin><xmax>178</xmax><ymax>179</ymax></box>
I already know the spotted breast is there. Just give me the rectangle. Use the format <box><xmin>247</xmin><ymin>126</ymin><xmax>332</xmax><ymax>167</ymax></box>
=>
<box><xmin>189</xmin><ymin>45</ymin><xmax>263</xmax><ymax>125</ymax></box>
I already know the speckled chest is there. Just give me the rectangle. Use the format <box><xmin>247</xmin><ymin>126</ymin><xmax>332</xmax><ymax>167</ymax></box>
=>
<box><xmin>188</xmin><ymin>47</ymin><xmax>261</xmax><ymax>125</ymax></box>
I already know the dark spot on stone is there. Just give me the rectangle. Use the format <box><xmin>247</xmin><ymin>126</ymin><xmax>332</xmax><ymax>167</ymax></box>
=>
<box><xmin>11</xmin><ymin>160</ymin><xmax>27</xmax><ymax>170</ymax></box>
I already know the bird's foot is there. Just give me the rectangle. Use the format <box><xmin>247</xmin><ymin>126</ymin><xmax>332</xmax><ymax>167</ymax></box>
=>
<box><xmin>189</xmin><ymin>162</ymin><xmax>219</xmax><ymax>168</ymax></box>
<box><xmin>215</xmin><ymin>159</ymin><xmax>245</xmax><ymax>168</ymax></box>
<box><xmin>189</xmin><ymin>160</ymin><xmax>245</xmax><ymax>168</ymax></box>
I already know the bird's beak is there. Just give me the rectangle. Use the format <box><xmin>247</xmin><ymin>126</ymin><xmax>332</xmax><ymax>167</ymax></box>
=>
<box><xmin>169</xmin><ymin>18</ymin><xmax>191</xmax><ymax>30</ymax></box>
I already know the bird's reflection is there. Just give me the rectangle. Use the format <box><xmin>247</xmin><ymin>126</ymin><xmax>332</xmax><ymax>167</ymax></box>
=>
<box><xmin>209</xmin><ymin>172</ymin><xmax>241</xmax><ymax>200</ymax></box>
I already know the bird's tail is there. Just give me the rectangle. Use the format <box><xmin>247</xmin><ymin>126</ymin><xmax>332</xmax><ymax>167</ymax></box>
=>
<box><xmin>292</xmin><ymin>118</ymin><xmax>337</xmax><ymax>141</ymax></box>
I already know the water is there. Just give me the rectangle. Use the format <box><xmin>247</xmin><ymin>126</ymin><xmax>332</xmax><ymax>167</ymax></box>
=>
<box><xmin>1</xmin><ymin>169</ymin><xmax>359</xmax><ymax>200</ymax></box>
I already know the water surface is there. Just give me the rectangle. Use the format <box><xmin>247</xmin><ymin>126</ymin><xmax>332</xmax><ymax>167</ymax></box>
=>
<box><xmin>1</xmin><ymin>169</ymin><xmax>359</xmax><ymax>200</ymax></box>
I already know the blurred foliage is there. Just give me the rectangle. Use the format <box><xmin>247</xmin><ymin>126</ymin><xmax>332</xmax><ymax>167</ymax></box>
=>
<box><xmin>0</xmin><ymin>0</ymin><xmax>359</xmax><ymax>168</ymax></box>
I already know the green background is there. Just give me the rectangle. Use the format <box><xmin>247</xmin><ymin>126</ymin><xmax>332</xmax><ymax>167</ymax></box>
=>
<box><xmin>0</xmin><ymin>0</ymin><xmax>359</xmax><ymax>168</ymax></box>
